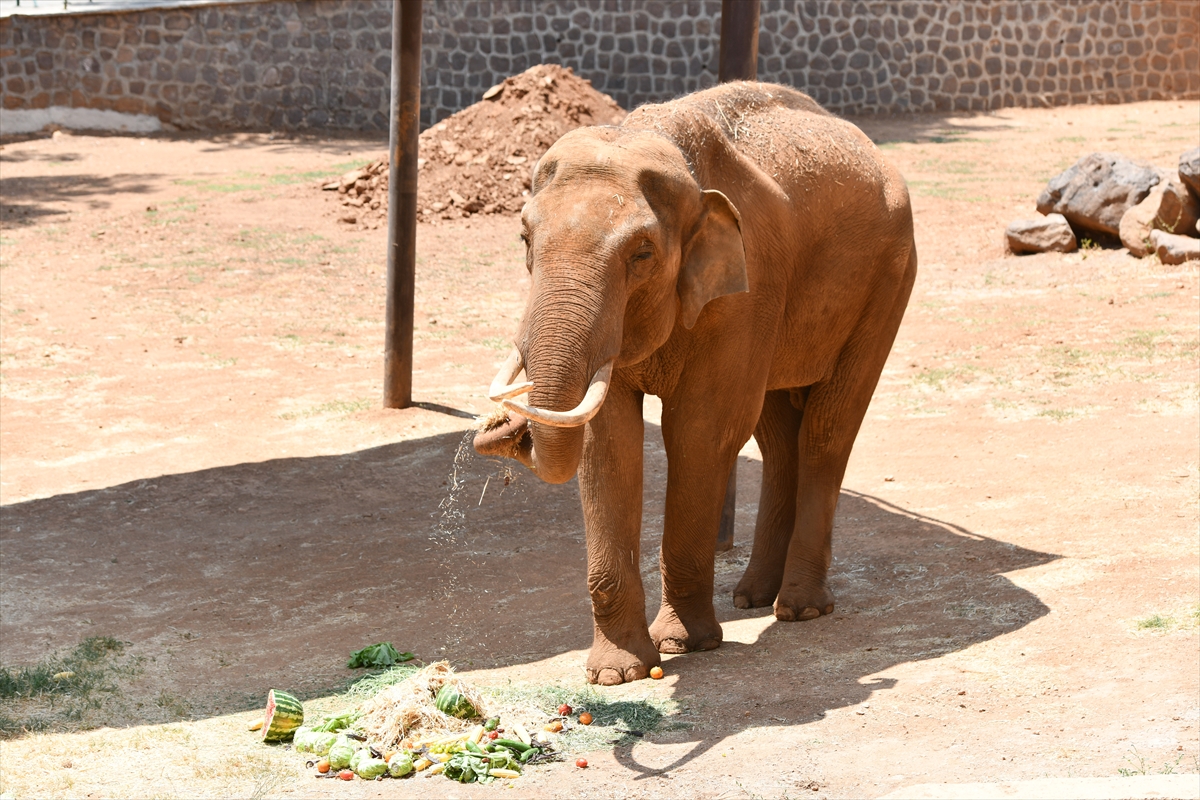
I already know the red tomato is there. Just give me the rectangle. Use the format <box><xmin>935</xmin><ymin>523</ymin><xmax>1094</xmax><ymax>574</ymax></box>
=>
<box><xmin>558</xmin><ymin>703</ymin><xmax>573</xmax><ymax>716</ymax></box>
<box><xmin>338</xmin><ymin>769</ymin><xmax>354</xmax><ymax>781</ymax></box>
<box><xmin>575</xmin><ymin>758</ymin><xmax>588</xmax><ymax>769</ymax></box>
<box><xmin>487</xmin><ymin>730</ymin><xmax>499</xmax><ymax>739</ymax></box>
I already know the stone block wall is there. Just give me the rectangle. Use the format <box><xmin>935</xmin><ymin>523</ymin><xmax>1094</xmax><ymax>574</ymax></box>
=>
<box><xmin>1</xmin><ymin>0</ymin><xmax>1196</xmax><ymax>133</ymax></box>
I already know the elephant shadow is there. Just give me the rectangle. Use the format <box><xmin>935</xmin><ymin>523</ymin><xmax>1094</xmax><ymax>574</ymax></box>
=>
<box><xmin>0</xmin><ymin>421</ymin><xmax>1055</xmax><ymax>753</ymax></box>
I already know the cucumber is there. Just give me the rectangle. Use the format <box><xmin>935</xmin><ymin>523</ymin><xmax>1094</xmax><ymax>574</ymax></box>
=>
<box><xmin>491</xmin><ymin>738</ymin><xmax>531</xmax><ymax>753</ymax></box>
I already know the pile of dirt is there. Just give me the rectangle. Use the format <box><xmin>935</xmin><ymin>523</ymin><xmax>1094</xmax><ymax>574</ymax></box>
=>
<box><xmin>324</xmin><ymin>64</ymin><xmax>626</xmax><ymax>227</ymax></box>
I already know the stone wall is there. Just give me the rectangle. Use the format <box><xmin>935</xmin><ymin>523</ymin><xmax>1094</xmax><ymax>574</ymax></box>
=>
<box><xmin>1</xmin><ymin>0</ymin><xmax>1196</xmax><ymax>133</ymax></box>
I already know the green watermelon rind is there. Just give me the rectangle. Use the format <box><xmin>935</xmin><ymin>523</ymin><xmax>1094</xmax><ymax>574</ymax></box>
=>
<box><xmin>434</xmin><ymin>682</ymin><xmax>477</xmax><ymax>719</ymax></box>
<box><xmin>262</xmin><ymin>689</ymin><xmax>305</xmax><ymax>742</ymax></box>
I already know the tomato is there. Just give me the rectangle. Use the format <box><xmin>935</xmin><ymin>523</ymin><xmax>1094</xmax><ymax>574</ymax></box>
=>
<box><xmin>338</xmin><ymin>769</ymin><xmax>354</xmax><ymax>781</ymax></box>
<box><xmin>649</xmin><ymin>666</ymin><xmax>664</xmax><ymax>679</ymax></box>
<box><xmin>316</xmin><ymin>759</ymin><xmax>330</xmax><ymax>774</ymax></box>
<box><xmin>578</xmin><ymin>712</ymin><xmax>593</xmax><ymax>725</ymax></box>
<box><xmin>558</xmin><ymin>703</ymin><xmax>573</xmax><ymax>716</ymax></box>
<box><xmin>487</xmin><ymin>730</ymin><xmax>499</xmax><ymax>740</ymax></box>
<box><xmin>575</xmin><ymin>758</ymin><xmax>588</xmax><ymax>768</ymax></box>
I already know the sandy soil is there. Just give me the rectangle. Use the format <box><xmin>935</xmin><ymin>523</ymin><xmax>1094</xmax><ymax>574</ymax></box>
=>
<box><xmin>0</xmin><ymin>99</ymin><xmax>1197</xmax><ymax>799</ymax></box>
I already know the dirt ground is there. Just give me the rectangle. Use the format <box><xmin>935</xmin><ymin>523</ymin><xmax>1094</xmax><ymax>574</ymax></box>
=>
<box><xmin>0</xmin><ymin>99</ymin><xmax>1197</xmax><ymax>799</ymax></box>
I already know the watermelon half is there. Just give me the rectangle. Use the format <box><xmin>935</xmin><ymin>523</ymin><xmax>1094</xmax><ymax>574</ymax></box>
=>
<box><xmin>262</xmin><ymin>689</ymin><xmax>304</xmax><ymax>742</ymax></box>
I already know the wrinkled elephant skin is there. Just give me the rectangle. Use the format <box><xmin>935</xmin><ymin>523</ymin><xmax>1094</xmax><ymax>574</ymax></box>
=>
<box><xmin>473</xmin><ymin>82</ymin><xmax>917</xmax><ymax>684</ymax></box>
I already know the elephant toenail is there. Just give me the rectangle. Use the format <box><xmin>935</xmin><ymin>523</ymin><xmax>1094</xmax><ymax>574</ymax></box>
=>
<box><xmin>597</xmin><ymin>668</ymin><xmax>624</xmax><ymax>686</ymax></box>
<box><xmin>824</xmin><ymin>604</ymin><xmax>834</xmax><ymax>614</ymax></box>
<box><xmin>799</xmin><ymin>607</ymin><xmax>821</xmax><ymax>620</ymax></box>
<box><xmin>733</xmin><ymin>595</ymin><xmax>750</xmax><ymax>609</ymax></box>
<box><xmin>775</xmin><ymin>605</ymin><xmax>796</xmax><ymax>621</ymax></box>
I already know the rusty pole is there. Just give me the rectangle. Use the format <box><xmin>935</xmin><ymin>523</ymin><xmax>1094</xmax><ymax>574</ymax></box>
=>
<box><xmin>715</xmin><ymin>0</ymin><xmax>759</xmax><ymax>552</ymax></box>
<box><xmin>384</xmin><ymin>0</ymin><xmax>423</xmax><ymax>408</ymax></box>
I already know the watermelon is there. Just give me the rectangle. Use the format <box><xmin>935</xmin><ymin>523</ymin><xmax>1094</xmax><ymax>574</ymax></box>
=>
<box><xmin>261</xmin><ymin>689</ymin><xmax>304</xmax><ymax>742</ymax></box>
<box><xmin>434</xmin><ymin>682</ymin><xmax>478</xmax><ymax>719</ymax></box>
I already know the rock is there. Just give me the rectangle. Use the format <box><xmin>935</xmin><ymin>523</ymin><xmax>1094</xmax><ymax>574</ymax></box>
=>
<box><xmin>1036</xmin><ymin>152</ymin><xmax>1161</xmax><ymax>236</ymax></box>
<box><xmin>1149</xmin><ymin>229</ymin><xmax>1200</xmax><ymax>264</ymax></box>
<box><xmin>1006</xmin><ymin>214</ymin><xmax>1077</xmax><ymax>254</ymax></box>
<box><xmin>1120</xmin><ymin>182</ymin><xmax>1200</xmax><ymax>257</ymax></box>
<box><xmin>1179</xmin><ymin>147</ymin><xmax>1200</xmax><ymax>201</ymax></box>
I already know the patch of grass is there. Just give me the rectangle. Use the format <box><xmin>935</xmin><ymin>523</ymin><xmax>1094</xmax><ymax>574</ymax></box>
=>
<box><xmin>201</xmin><ymin>352</ymin><xmax>238</xmax><ymax>368</ymax></box>
<box><xmin>912</xmin><ymin>365</ymin><xmax>974</xmax><ymax>391</ymax></box>
<box><xmin>482</xmin><ymin>680</ymin><xmax>685</xmax><ymax>753</ymax></box>
<box><xmin>1118</xmin><ymin>745</ymin><xmax>1186</xmax><ymax>776</ymax></box>
<box><xmin>279</xmin><ymin>397</ymin><xmax>372</xmax><ymax>420</ymax></box>
<box><xmin>0</xmin><ymin>637</ymin><xmax>142</xmax><ymax>738</ymax></box>
<box><xmin>1036</xmin><ymin>408</ymin><xmax>1077</xmax><ymax>421</ymax></box>
<box><xmin>905</xmin><ymin>180</ymin><xmax>988</xmax><ymax>202</ymax></box>
<box><xmin>1135</xmin><ymin>613</ymin><xmax>1173</xmax><ymax>630</ymax></box>
<box><xmin>917</xmin><ymin>158</ymin><xmax>975</xmax><ymax>174</ymax></box>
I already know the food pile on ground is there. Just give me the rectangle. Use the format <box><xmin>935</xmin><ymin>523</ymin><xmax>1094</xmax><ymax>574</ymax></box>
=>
<box><xmin>1005</xmin><ymin>146</ymin><xmax>1200</xmax><ymax>264</ymax></box>
<box><xmin>322</xmin><ymin>64</ymin><xmax>626</xmax><ymax>228</ymax></box>
<box><xmin>255</xmin><ymin>662</ymin><xmax>599</xmax><ymax>784</ymax></box>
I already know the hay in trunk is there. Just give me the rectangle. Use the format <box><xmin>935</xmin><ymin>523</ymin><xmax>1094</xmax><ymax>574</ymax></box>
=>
<box><xmin>356</xmin><ymin>661</ymin><xmax>488</xmax><ymax>749</ymax></box>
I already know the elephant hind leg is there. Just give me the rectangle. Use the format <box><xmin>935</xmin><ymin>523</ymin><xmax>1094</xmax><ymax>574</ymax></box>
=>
<box><xmin>774</xmin><ymin>250</ymin><xmax>917</xmax><ymax>622</ymax></box>
<box><xmin>733</xmin><ymin>388</ymin><xmax>805</xmax><ymax>608</ymax></box>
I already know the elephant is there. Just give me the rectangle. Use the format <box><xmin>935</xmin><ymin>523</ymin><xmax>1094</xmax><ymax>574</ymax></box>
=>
<box><xmin>473</xmin><ymin>81</ymin><xmax>917</xmax><ymax>685</ymax></box>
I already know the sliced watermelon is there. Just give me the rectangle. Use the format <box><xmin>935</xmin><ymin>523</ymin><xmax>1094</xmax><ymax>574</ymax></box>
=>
<box><xmin>262</xmin><ymin>689</ymin><xmax>304</xmax><ymax>742</ymax></box>
<box><xmin>434</xmin><ymin>682</ymin><xmax>477</xmax><ymax>719</ymax></box>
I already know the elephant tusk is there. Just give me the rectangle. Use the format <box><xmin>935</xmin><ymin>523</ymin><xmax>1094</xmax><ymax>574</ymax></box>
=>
<box><xmin>488</xmin><ymin>349</ymin><xmax>535</xmax><ymax>402</ymax></box>
<box><xmin>502</xmin><ymin>361</ymin><xmax>614</xmax><ymax>428</ymax></box>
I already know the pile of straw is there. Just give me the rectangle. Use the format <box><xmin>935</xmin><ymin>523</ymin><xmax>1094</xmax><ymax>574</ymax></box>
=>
<box><xmin>356</xmin><ymin>662</ymin><xmax>489</xmax><ymax>749</ymax></box>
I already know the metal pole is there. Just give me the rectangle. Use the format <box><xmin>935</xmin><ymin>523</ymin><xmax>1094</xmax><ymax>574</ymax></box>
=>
<box><xmin>718</xmin><ymin>0</ymin><xmax>760</xmax><ymax>82</ymax></box>
<box><xmin>384</xmin><ymin>0</ymin><xmax>422</xmax><ymax>408</ymax></box>
<box><xmin>715</xmin><ymin>0</ymin><xmax>758</xmax><ymax>551</ymax></box>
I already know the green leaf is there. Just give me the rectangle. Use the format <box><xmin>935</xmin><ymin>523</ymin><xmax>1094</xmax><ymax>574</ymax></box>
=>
<box><xmin>346</xmin><ymin>642</ymin><xmax>413</xmax><ymax>669</ymax></box>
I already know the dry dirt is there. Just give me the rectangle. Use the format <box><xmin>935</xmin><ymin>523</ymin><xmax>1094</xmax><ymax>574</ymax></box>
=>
<box><xmin>0</xmin><ymin>99</ymin><xmax>1197</xmax><ymax>799</ymax></box>
<box><xmin>325</xmin><ymin>64</ymin><xmax>626</xmax><ymax>230</ymax></box>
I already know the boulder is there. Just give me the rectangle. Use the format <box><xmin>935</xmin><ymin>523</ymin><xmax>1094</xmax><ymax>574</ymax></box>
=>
<box><xmin>1119</xmin><ymin>182</ymin><xmax>1200</xmax><ymax>257</ymax></box>
<box><xmin>1179</xmin><ymin>147</ymin><xmax>1200</xmax><ymax>201</ymax></box>
<box><xmin>1149</xmin><ymin>229</ymin><xmax>1200</xmax><ymax>265</ymax></box>
<box><xmin>1006</xmin><ymin>214</ymin><xmax>1077</xmax><ymax>254</ymax></box>
<box><xmin>1036</xmin><ymin>152</ymin><xmax>1161</xmax><ymax>236</ymax></box>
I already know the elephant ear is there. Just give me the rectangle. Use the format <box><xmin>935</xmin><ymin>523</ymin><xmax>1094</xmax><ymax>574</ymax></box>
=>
<box><xmin>677</xmin><ymin>189</ymin><xmax>748</xmax><ymax>330</ymax></box>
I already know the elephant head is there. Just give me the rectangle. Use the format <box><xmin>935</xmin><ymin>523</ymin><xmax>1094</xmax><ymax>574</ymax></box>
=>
<box><xmin>473</xmin><ymin>126</ymin><xmax>748</xmax><ymax>483</ymax></box>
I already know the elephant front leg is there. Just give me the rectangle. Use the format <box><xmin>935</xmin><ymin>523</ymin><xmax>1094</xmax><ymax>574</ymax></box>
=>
<box><xmin>578</xmin><ymin>384</ymin><xmax>660</xmax><ymax>685</ymax></box>
<box><xmin>649</xmin><ymin>410</ymin><xmax>746</xmax><ymax>653</ymax></box>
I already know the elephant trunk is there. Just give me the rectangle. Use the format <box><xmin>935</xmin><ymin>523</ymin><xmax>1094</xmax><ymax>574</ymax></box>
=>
<box><xmin>480</xmin><ymin>263</ymin><xmax>620</xmax><ymax>484</ymax></box>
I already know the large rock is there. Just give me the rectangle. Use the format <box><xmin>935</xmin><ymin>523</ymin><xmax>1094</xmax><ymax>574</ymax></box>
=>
<box><xmin>1006</xmin><ymin>214</ymin><xmax>1077</xmax><ymax>254</ymax></box>
<box><xmin>1149</xmin><ymin>229</ymin><xmax>1200</xmax><ymax>265</ymax></box>
<box><xmin>1179</xmin><ymin>147</ymin><xmax>1200</xmax><ymax>201</ymax></box>
<box><xmin>1119</xmin><ymin>182</ymin><xmax>1200</xmax><ymax>257</ymax></box>
<box><xmin>1036</xmin><ymin>152</ymin><xmax>1161</xmax><ymax>236</ymax></box>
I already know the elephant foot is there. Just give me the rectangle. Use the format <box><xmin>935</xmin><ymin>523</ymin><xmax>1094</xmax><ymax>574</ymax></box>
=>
<box><xmin>732</xmin><ymin>569</ymin><xmax>783</xmax><ymax>610</ymax></box>
<box><xmin>649</xmin><ymin>604</ymin><xmax>723</xmax><ymax>654</ymax></box>
<box><xmin>773</xmin><ymin>581</ymin><xmax>835</xmax><ymax>622</ymax></box>
<box><xmin>585</xmin><ymin>633</ymin><xmax>660</xmax><ymax>686</ymax></box>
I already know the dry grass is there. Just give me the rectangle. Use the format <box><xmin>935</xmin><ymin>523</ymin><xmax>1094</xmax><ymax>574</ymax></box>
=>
<box><xmin>356</xmin><ymin>661</ymin><xmax>487</xmax><ymax>749</ymax></box>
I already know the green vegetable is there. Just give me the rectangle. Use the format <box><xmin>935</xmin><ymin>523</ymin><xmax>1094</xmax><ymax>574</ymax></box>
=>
<box><xmin>309</xmin><ymin>732</ymin><xmax>337</xmax><ymax>756</ymax></box>
<box><xmin>355</xmin><ymin>756</ymin><xmax>389</xmax><ymax>779</ymax></box>
<box><xmin>434</xmin><ymin>682</ymin><xmax>478</xmax><ymax>719</ymax></box>
<box><xmin>388</xmin><ymin>753</ymin><xmax>414</xmax><ymax>778</ymax></box>
<box><xmin>491</xmin><ymin>738</ymin><xmax>531</xmax><ymax>753</ymax></box>
<box><xmin>327</xmin><ymin>736</ymin><xmax>355</xmax><ymax>770</ymax></box>
<box><xmin>346</xmin><ymin>643</ymin><xmax>414</xmax><ymax>669</ymax></box>
<box><xmin>292</xmin><ymin>726</ymin><xmax>315</xmax><ymax>752</ymax></box>
<box><xmin>483</xmin><ymin>716</ymin><xmax>499</xmax><ymax>731</ymax></box>
<box><xmin>519</xmin><ymin>747</ymin><xmax>540</xmax><ymax>763</ymax></box>
<box><xmin>311</xmin><ymin>709</ymin><xmax>362</xmax><ymax>733</ymax></box>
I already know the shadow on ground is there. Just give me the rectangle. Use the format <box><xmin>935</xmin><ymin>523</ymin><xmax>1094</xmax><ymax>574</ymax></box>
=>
<box><xmin>0</xmin><ymin>172</ymin><xmax>161</xmax><ymax>221</ymax></box>
<box><xmin>0</xmin><ymin>423</ymin><xmax>1056</xmax><ymax>764</ymax></box>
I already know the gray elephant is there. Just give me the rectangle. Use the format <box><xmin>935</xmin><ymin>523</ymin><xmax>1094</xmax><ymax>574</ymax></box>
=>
<box><xmin>474</xmin><ymin>82</ymin><xmax>916</xmax><ymax>685</ymax></box>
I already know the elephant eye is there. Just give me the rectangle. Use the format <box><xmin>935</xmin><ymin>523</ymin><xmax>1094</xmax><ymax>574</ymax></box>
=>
<box><xmin>631</xmin><ymin>245</ymin><xmax>654</xmax><ymax>263</ymax></box>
